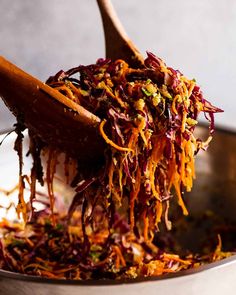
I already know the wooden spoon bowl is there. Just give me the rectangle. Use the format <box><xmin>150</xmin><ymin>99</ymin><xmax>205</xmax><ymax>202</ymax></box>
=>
<box><xmin>0</xmin><ymin>57</ymin><xmax>104</xmax><ymax>163</ymax></box>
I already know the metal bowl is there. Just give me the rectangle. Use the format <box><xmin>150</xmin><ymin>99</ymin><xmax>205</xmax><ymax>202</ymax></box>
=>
<box><xmin>0</xmin><ymin>125</ymin><xmax>236</xmax><ymax>295</ymax></box>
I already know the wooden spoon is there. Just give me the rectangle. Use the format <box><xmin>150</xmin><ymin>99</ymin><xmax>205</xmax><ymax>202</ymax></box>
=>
<box><xmin>97</xmin><ymin>0</ymin><xmax>144</xmax><ymax>68</ymax></box>
<box><xmin>0</xmin><ymin>0</ymin><xmax>143</xmax><ymax>162</ymax></box>
<box><xmin>0</xmin><ymin>56</ymin><xmax>104</xmax><ymax>163</ymax></box>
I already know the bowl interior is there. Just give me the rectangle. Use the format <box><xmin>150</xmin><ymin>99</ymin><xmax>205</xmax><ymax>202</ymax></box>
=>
<box><xmin>0</xmin><ymin>125</ymin><xmax>236</xmax><ymax>283</ymax></box>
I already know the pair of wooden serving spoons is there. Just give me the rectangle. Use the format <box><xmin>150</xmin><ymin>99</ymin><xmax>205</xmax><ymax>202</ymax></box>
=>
<box><xmin>0</xmin><ymin>0</ymin><xmax>144</xmax><ymax>162</ymax></box>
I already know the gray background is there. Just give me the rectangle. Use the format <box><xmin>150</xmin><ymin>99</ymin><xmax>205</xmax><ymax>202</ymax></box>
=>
<box><xmin>0</xmin><ymin>0</ymin><xmax>235</xmax><ymax>130</ymax></box>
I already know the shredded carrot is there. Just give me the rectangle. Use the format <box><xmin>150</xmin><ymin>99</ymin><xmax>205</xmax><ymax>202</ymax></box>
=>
<box><xmin>143</xmin><ymin>210</ymin><xmax>149</xmax><ymax>241</ymax></box>
<box><xmin>113</xmin><ymin>245</ymin><xmax>126</xmax><ymax>268</ymax></box>
<box><xmin>163</xmin><ymin>253</ymin><xmax>192</xmax><ymax>265</ymax></box>
<box><xmin>55</xmin><ymin>85</ymin><xmax>75</xmax><ymax>101</ymax></box>
<box><xmin>130</xmin><ymin>167</ymin><xmax>141</xmax><ymax>230</ymax></box>
<box><xmin>99</xmin><ymin>120</ymin><xmax>134</xmax><ymax>153</ymax></box>
<box><xmin>155</xmin><ymin>201</ymin><xmax>163</xmax><ymax>227</ymax></box>
<box><xmin>46</xmin><ymin>149</ymin><xmax>58</xmax><ymax>225</ymax></box>
<box><xmin>173</xmin><ymin>179</ymin><xmax>189</xmax><ymax>216</ymax></box>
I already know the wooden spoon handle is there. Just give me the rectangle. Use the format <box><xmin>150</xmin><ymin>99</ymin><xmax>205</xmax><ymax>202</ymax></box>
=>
<box><xmin>97</xmin><ymin>0</ymin><xmax>144</xmax><ymax>68</ymax></box>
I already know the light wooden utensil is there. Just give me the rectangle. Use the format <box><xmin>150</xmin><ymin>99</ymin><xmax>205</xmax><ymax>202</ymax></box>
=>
<box><xmin>97</xmin><ymin>0</ymin><xmax>144</xmax><ymax>67</ymax></box>
<box><xmin>0</xmin><ymin>0</ymin><xmax>144</xmax><ymax>162</ymax></box>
